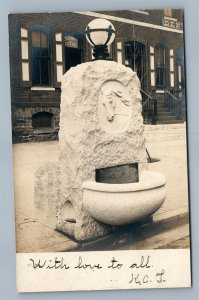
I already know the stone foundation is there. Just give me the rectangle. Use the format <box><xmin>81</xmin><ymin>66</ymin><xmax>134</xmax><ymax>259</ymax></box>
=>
<box><xmin>12</xmin><ymin>107</ymin><xmax>60</xmax><ymax>143</ymax></box>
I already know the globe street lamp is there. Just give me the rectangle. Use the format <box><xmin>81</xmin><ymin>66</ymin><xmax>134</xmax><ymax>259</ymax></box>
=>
<box><xmin>85</xmin><ymin>18</ymin><xmax>116</xmax><ymax>60</ymax></box>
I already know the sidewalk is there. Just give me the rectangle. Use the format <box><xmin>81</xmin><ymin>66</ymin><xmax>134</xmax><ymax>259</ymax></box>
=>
<box><xmin>13</xmin><ymin>130</ymin><xmax>190</xmax><ymax>253</ymax></box>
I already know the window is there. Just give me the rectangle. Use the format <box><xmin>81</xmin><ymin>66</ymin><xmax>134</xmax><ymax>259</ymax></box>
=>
<box><xmin>164</xmin><ymin>9</ymin><xmax>175</xmax><ymax>18</ymax></box>
<box><xmin>164</xmin><ymin>9</ymin><xmax>178</xmax><ymax>19</ymax></box>
<box><xmin>31</xmin><ymin>31</ymin><xmax>51</xmax><ymax>85</ymax></box>
<box><xmin>155</xmin><ymin>44</ymin><xmax>167</xmax><ymax>88</ymax></box>
<box><xmin>32</xmin><ymin>112</ymin><xmax>54</xmax><ymax>131</ymax></box>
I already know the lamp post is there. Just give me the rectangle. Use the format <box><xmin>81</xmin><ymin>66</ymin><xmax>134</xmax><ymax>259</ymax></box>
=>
<box><xmin>85</xmin><ymin>18</ymin><xmax>116</xmax><ymax>60</ymax></box>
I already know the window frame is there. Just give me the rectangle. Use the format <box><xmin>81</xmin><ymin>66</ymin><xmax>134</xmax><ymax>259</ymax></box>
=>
<box><xmin>29</xmin><ymin>25</ymin><xmax>53</xmax><ymax>88</ymax></box>
<box><xmin>155</xmin><ymin>43</ymin><xmax>168</xmax><ymax>89</ymax></box>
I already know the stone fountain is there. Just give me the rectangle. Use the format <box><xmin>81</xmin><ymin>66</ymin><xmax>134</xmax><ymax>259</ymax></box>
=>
<box><xmin>35</xmin><ymin>18</ymin><xmax>166</xmax><ymax>242</ymax></box>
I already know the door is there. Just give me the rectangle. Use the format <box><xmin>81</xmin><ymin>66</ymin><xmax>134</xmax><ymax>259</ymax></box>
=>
<box><xmin>125</xmin><ymin>41</ymin><xmax>146</xmax><ymax>90</ymax></box>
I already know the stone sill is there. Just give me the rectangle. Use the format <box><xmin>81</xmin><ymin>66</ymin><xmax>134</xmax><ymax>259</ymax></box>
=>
<box><xmin>31</xmin><ymin>86</ymin><xmax>55</xmax><ymax>91</ymax></box>
<box><xmin>33</xmin><ymin>128</ymin><xmax>55</xmax><ymax>134</ymax></box>
<box><xmin>155</xmin><ymin>90</ymin><xmax>165</xmax><ymax>93</ymax></box>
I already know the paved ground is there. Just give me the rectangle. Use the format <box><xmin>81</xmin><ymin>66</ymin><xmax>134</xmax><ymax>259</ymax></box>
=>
<box><xmin>146</xmin><ymin>138</ymin><xmax>189</xmax><ymax>214</ymax></box>
<box><xmin>13</xmin><ymin>131</ymin><xmax>190</xmax><ymax>253</ymax></box>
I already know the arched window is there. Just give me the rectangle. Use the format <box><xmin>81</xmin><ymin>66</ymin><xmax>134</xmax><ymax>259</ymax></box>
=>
<box><xmin>32</xmin><ymin>112</ymin><xmax>54</xmax><ymax>130</ymax></box>
<box><xmin>155</xmin><ymin>43</ymin><xmax>167</xmax><ymax>88</ymax></box>
<box><xmin>31</xmin><ymin>29</ymin><xmax>51</xmax><ymax>85</ymax></box>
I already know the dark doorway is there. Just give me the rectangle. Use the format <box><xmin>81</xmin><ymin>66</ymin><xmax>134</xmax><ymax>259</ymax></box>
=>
<box><xmin>64</xmin><ymin>47</ymin><xmax>82</xmax><ymax>72</ymax></box>
<box><xmin>125</xmin><ymin>41</ymin><xmax>146</xmax><ymax>90</ymax></box>
<box><xmin>155</xmin><ymin>43</ymin><xmax>167</xmax><ymax>88</ymax></box>
<box><xmin>64</xmin><ymin>35</ymin><xmax>83</xmax><ymax>72</ymax></box>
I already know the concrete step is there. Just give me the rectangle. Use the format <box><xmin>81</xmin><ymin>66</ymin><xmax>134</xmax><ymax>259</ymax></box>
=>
<box><xmin>157</xmin><ymin>107</ymin><xmax>168</xmax><ymax>110</ymax></box>
<box><xmin>158</xmin><ymin>108</ymin><xmax>170</xmax><ymax>113</ymax></box>
<box><xmin>157</xmin><ymin>103</ymin><xmax>167</xmax><ymax>107</ymax></box>
<box><xmin>158</xmin><ymin>111</ymin><xmax>175</xmax><ymax>116</ymax></box>
<box><xmin>144</xmin><ymin>100</ymin><xmax>183</xmax><ymax>124</ymax></box>
<box><xmin>144</xmin><ymin>128</ymin><xmax>186</xmax><ymax>136</ymax></box>
<box><xmin>157</xmin><ymin>119</ymin><xmax>184</xmax><ymax>124</ymax></box>
<box><xmin>155</xmin><ymin>109</ymin><xmax>184</xmax><ymax>124</ymax></box>
<box><xmin>156</xmin><ymin>102</ymin><xmax>182</xmax><ymax>123</ymax></box>
<box><xmin>144</xmin><ymin>123</ymin><xmax>186</xmax><ymax>142</ymax></box>
<box><xmin>157</xmin><ymin>105</ymin><xmax>167</xmax><ymax>108</ymax></box>
<box><xmin>158</xmin><ymin>115</ymin><xmax>179</xmax><ymax>120</ymax></box>
<box><xmin>144</xmin><ymin>124</ymin><xmax>186</xmax><ymax>131</ymax></box>
<box><xmin>145</xmin><ymin>134</ymin><xmax>186</xmax><ymax>142</ymax></box>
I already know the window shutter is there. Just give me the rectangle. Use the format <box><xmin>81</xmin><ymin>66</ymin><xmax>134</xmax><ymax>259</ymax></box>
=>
<box><xmin>116</xmin><ymin>41</ymin><xmax>123</xmax><ymax>64</ymax></box>
<box><xmin>55</xmin><ymin>33</ymin><xmax>64</xmax><ymax>86</ymax></box>
<box><xmin>150</xmin><ymin>46</ymin><xmax>155</xmax><ymax>87</ymax></box>
<box><xmin>21</xmin><ymin>27</ymin><xmax>30</xmax><ymax>83</ymax></box>
<box><xmin>169</xmin><ymin>49</ymin><xmax>175</xmax><ymax>88</ymax></box>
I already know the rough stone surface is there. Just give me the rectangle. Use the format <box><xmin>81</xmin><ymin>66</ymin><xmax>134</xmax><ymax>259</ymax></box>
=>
<box><xmin>34</xmin><ymin>162</ymin><xmax>61</xmax><ymax>214</ymax></box>
<box><xmin>55</xmin><ymin>60</ymin><xmax>147</xmax><ymax>240</ymax></box>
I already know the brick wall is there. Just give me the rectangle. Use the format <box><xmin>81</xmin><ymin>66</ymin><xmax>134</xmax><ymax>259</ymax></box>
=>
<box><xmin>9</xmin><ymin>10</ymin><xmax>185</xmax><ymax>143</ymax></box>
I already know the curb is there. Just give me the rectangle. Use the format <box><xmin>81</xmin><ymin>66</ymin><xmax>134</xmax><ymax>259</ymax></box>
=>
<box><xmin>70</xmin><ymin>207</ymin><xmax>189</xmax><ymax>252</ymax></box>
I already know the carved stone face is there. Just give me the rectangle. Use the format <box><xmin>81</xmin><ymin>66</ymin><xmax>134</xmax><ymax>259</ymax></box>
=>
<box><xmin>101</xmin><ymin>91</ymin><xmax>116</xmax><ymax>121</ymax></box>
<box><xmin>98</xmin><ymin>80</ymin><xmax>132</xmax><ymax>133</ymax></box>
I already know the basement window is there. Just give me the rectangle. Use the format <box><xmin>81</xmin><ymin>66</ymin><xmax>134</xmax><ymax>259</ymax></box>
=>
<box><xmin>32</xmin><ymin>112</ymin><xmax>54</xmax><ymax>133</ymax></box>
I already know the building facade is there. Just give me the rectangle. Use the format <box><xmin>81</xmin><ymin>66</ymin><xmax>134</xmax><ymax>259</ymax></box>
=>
<box><xmin>9</xmin><ymin>9</ymin><xmax>186</xmax><ymax>143</ymax></box>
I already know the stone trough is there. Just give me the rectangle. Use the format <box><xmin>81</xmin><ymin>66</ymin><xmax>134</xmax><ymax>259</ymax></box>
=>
<box><xmin>82</xmin><ymin>170</ymin><xmax>166</xmax><ymax>226</ymax></box>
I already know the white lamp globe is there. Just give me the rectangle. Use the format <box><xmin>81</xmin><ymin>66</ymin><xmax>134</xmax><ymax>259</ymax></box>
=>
<box><xmin>85</xmin><ymin>18</ymin><xmax>115</xmax><ymax>46</ymax></box>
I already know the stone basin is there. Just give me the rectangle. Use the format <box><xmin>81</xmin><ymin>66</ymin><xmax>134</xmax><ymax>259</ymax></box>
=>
<box><xmin>82</xmin><ymin>170</ymin><xmax>166</xmax><ymax>225</ymax></box>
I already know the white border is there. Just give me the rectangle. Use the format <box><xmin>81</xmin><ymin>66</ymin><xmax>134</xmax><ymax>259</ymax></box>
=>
<box><xmin>16</xmin><ymin>250</ymin><xmax>191</xmax><ymax>292</ymax></box>
<box><xmin>1</xmin><ymin>0</ymin><xmax>199</xmax><ymax>299</ymax></box>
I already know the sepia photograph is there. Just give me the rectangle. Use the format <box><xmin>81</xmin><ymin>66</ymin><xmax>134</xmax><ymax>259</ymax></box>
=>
<box><xmin>9</xmin><ymin>8</ymin><xmax>191</xmax><ymax>292</ymax></box>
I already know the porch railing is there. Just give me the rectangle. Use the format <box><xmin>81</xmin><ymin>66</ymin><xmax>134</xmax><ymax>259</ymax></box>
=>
<box><xmin>141</xmin><ymin>89</ymin><xmax>158</xmax><ymax>125</ymax></box>
<box><xmin>164</xmin><ymin>89</ymin><xmax>183</xmax><ymax>120</ymax></box>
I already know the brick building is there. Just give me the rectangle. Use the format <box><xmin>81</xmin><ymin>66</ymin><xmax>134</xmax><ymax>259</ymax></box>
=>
<box><xmin>9</xmin><ymin>9</ymin><xmax>186</xmax><ymax>143</ymax></box>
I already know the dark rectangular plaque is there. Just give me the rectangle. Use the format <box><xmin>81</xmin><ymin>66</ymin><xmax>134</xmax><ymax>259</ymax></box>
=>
<box><xmin>95</xmin><ymin>163</ymin><xmax>138</xmax><ymax>184</ymax></box>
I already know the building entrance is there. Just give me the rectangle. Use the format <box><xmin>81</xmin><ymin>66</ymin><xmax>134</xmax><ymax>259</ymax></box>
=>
<box><xmin>125</xmin><ymin>41</ymin><xmax>146</xmax><ymax>90</ymax></box>
<box><xmin>64</xmin><ymin>47</ymin><xmax>82</xmax><ymax>72</ymax></box>
<box><xmin>64</xmin><ymin>35</ymin><xmax>82</xmax><ymax>72</ymax></box>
